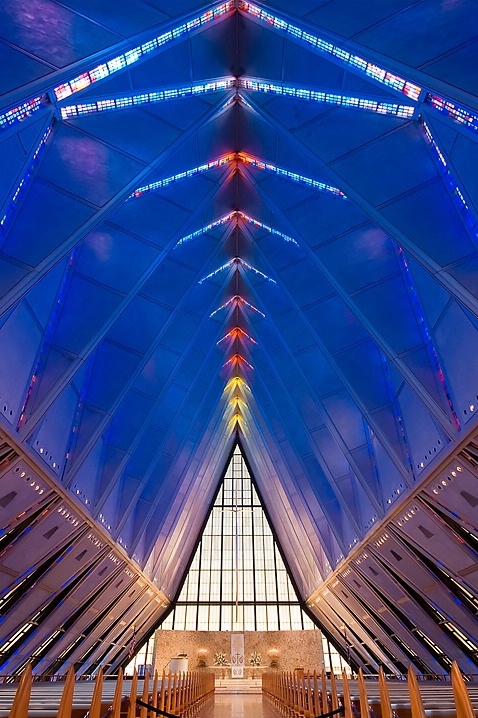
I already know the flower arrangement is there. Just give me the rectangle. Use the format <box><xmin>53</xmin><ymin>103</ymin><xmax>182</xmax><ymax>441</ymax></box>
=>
<box><xmin>249</xmin><ymin>651</ymin><xmax>261</xmax><ymax>667</ymax></box>
<box><xmin>213</xmin><ymin>652</ymin><xmax>229</xmax><ymax>666</ymax></box>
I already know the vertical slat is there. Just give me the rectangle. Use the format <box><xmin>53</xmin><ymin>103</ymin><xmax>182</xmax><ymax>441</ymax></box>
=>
<box><xmin>407</xmin><ymin>667</ymin><xmax>425</xmax><ymax>718</ymax></box>
<box><xmin>186</xmin><ymin>671</ymin><xmax>192</xmax><ymax>711</ymax></box>
<box><xmin>341</xmin><ymin>669</ymin><xmax>353</xmax><ymax>718</ymax></box>
<box><xmin>8</xmin><ymin>663</ymin><xmax>32</xmax><ymax>718</ymax></box>
<box><xmin>378</xmin><ymin>668</ymin><xmax>393</xmax><ymax>718</ymax></box>
<box><xmin>139</xmin><ymin>670</ymin><xmax>149</xmax><ymax>718</ymax></box>
<box><xmin>298</xmin><ymin>672</ymin><xmax>305</xmax><ymax>717</ymax></box>
<box><xmin>89</xmin><ymin>668</ymin><xmax>104</xmax><ymax>718</ymax></box>
<box><xmin>183</xmin><ymin>671</ymin><xmax>188</xmax><ymax>713</ymax></box>
<box><xmin>112</xmin><ymin>668</ymin><xmax>124</xmax><ymax>718</ymax></box>
<box><xmin>57</xmin><ymin>666</ymin><xmax>76</xmax><ymax>718</ymax></box>
<box><xmin>451</xmin><ymin>661</ymin><xmax>476</xmax><ymax>718</ymax></box>
<box><xmin>170</xmin><ymin>672</ymin><xmax>177</xmax><ymax>716</ymax></box>
<box><xmin>293</xmin><ymin>670</ymin><xmax>297</xmax><ymax>714</ymax></box>
<box><xmin>151</xmin><ymin>670</ymin><xmax>159</xmax><ymax>717</ymax></box>
<box><xmin>303</xmin><ymin>671</ymin><xmax>309</xmax><ymax>716</ymax></box>
<box><xmin>165</xmin><ymin>672</ymin><xmax>173</xmax><ymax>715</ymax></box>
<box><xmin>189</xmin><ymin>671</ymin><xmax>193</xmax><ymax>710</ymax></box>
<box><xmin>177</xmin><ymin>672</ymin><xmax>183</xmax><ymax>714</ymax></box>
<box><xmin>159</xmin><ymin>670</ymin><xmax>166</xmax><ymax>713</ymax></box>
<box><xmin>357</xmin><ymin>668</ymin><xmax>369</xmax><ymax>718</ymax></box>
<box><xmin>294</xmin><ymin>671</ymin><xmax>300</xmax><ymax>715</ymax></box>
<box><xmin>330</xmin><ymin>671</ymin><xmax>339</xmax><ymax>712</ymax></box>
<box><xmin>321</xmin><ymin>669</ymin><xmax>328</xmax><ymax>715</ymax></box>
<box><xmin>127</xmin><ymin>669</ymin><xmax>138</xmax><ymax>718</ymax></box>
<box><xmin>176</xmin><ymin>671</ymin><xmax>180</xmax><ymax>711</ymax></box>
<box><xmin>305</xmin><ymin>672</ymin><xmax>311</xmax><ymax>718</ymax></box>
<box><xmin>312</xmin><ymin>671</ymin><xmax>320</xmax><ymax>717</ymax></box>
<box><xmin>182</xmin><ymin>671</ymin><xmax>188</xmax><ymax>713</ymax></box>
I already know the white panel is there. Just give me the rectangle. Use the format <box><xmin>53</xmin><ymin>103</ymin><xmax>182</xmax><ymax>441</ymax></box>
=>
<box><xmin>394</xmin><ymin>500</ymin><xmax>477</xmax><ymax>576</ymax></box>
<box><xmin>341</xmin><ymin>565</ymin><xmax>445</xmax><ymax>673</ymax></box>
<box><xmin>0</xmin><ymin>459</ymin><xmax>52</xmax><ymax>529</ymax></box>
<box><xmin>77</xmin><ymin>583</ymin><xmax>151</xmax><ymax>672</ymax></box>
<box><xmin>333</xmin><ymin>574</ymin><xmax>411</xmax><ymax>667</ymax></box>
<box><xmin>358</xmin><ymin>548</ymin><xmax>463</xmax><ymax>662</ymax></box>
<box><xmin>0</xmin><ymin>503</ymin><xmax>80</xmax><ymax>577</ymax></box>
<box><xmin>324</xmin><ymin>584</ymin><xmax>394</xmax><ymax>670</ymax></box>
<box><xmin>0</xmin><ymin>302</ymin><xmax>42</xmax><ymax>423</ymax></box>
<box><xmin>423</xmin><ymin>459</ymin><xmax>478</xmax><ymax>531</ymax></box>
<box><xmin>434</xmin><ymin>303</ymin><xmax>478</xmax><ymax>423</ymax></box>
<box><xmin>0</xmin><ymin>531</ymin><xmax>99</xmax><ymax>639</ymax></box>
<box><xmin>0</xmin><ymin>584</ymin><xmax>52</xmax><ymax>643</ymax></box>
<box><xmin>18</xmin><ymin>556</ymin><xmax>124</xmax><ymax>670</ymax></box>
<box><xmin>40</xmin><ymin>529</ymin><xmax>105</xmax><ymax>590</ymax></box>
<box><xmin>397</xmin><ymin>383</ymin><xmax>448</xmax><ymax>477</ymax></box>
<box><xmin>31</xmin><ymin>384</ymin><xmax>80</xmax><ymax>474</ymax></box>
<box><xmin>36</xmin><ymin>567</ymin><xmax>133</xmax><ymax>673</ymax></box>
<box><xmin>374</xmin><ymin>531</ymin><xmax>476</xmax><ymax>655</ymax></box>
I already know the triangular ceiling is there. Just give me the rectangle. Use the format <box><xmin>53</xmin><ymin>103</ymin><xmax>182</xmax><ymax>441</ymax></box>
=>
<box><xmin>1</xmin><ymin>0</ymin><xmax>478</xmax><ymax>676</ymax></box>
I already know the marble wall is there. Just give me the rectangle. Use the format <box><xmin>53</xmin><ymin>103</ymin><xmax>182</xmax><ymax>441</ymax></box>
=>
<box><xmin>154</xmin><ymin>630</ymin><xmax>324</xmax><ymax>675</ymax></box>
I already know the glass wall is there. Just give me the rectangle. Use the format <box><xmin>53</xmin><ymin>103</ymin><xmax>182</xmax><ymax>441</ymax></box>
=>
<box><xmin>125</xmin><ymin>636</ymin><xmax>155</xmax><ymax>676</ymax></box>
<box><xmin>161</xmin><ymin>447</ymin><xmax>316</xmax><ymax>632</ymax></box>
<box><xmin>322</xmin><ymin>636</ymin><xmax>352</xmax><ymax>677</ymax></box>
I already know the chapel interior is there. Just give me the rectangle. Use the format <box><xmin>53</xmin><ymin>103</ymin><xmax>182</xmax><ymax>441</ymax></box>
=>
<box><xmin>0</xmin><ymin>0</ymin><xmax>478</xmax><ymax>714</ymax></box>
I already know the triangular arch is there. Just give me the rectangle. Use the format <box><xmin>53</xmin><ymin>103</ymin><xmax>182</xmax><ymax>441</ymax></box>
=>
<box><xmin>160</xmin><ymin>442</ymin><xmax>316</xmax><ymax>632</ymax></box>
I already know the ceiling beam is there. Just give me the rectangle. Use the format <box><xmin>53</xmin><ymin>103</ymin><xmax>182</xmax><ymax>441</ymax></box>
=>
<box><xmin>0</xmin><ymin>92</ymin><xmax>235</xmax><ymax>319</ymax></box>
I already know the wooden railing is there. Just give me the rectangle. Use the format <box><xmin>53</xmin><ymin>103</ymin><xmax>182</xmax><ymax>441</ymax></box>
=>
<box><xmin>6</xmin><ymin>665</ymin><xmax>214</xmax><ymax>718</ymax></box>
<box><xmin>262</xmin><ymin>663</ymin><xmax>477</xmax><ymax>718</ymax></box>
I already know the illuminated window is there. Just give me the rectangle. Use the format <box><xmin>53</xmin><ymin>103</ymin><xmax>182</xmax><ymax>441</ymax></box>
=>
<box><xmin>124</xmin><ymin>635</ymin><xmax>156</xmax><ymax>677</ymax></box>
<box><xmin>59</xmin><ymin>78</ymin><xmax>236</xmax><ymax>119</ymax></box>
<box><xmin>160</xmin><ymin>445</ymin><xmax>315</xmax><ymax>631</ymax></box>
<box><xmin>239</xmin><ymin>78</ymin><xmax>415</xmax><ymax>118</ymax></box>
<box><xmin>238</xmin><ymin>3</ymin><xmax>421</xmax><ymax>102</ymax></box>
<box><xmin>322</xmin><ymin>637</ymin><xmax>352</xmax><ymax>677</ymax></box>
<box><xmin>53</xmin><ymin>4</ymin><xmax>234</xmax><ymax>103</ymax></box>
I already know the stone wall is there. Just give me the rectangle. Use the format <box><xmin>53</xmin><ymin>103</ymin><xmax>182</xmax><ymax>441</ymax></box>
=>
<box><xmin>154</xmin><ymin>630</ymin><xmax>324</xmax><ymax>675</ymax></box>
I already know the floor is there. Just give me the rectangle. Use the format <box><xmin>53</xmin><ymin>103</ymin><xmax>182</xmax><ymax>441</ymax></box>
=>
<box><xmin>198</xmin><ymin>693</ymin><xmax>282</xmax><ymax>718</ymax></box>
<box><xmin>214</xmin><ymin>678</ymin><xmax>262</xmax><ymax>693</ymax></box>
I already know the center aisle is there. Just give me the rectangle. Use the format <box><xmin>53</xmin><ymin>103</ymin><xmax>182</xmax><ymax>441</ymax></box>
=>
<box><xmin>198</xmin><ymin>693</ymin><xmax>282</xmax><ymax>718</ymax></box>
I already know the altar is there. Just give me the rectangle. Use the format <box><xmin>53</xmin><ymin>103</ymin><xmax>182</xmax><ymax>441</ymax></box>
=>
<box><xmin>231</xmin><ymin>633</ymin><xmax>244</xmax><ymax>678</ymax></box>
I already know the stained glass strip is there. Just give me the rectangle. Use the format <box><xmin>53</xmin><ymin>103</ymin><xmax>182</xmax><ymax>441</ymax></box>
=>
<box><xmin>239</xmin><ymin>2</ymin><xmax>421</xmax><ymax>101</ymax></box>
<box><xmin>240</xmin><ymin>77</ymin><xmax>415</xmax><ymax>118</ymax></box>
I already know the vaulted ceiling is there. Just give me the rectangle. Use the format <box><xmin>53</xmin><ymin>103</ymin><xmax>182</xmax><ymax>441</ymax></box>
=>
<box><xmin>1</xmin><ymin>0</ymin><xmax>478</xmax><ymax>677</ymax></box>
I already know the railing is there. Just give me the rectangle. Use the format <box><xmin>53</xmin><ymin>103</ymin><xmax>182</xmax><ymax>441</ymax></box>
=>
<box><xmin>6</xmin><ymin>664</ymin><xmax>214</xmax><ymax>718</ymax></box>
<box><xmin>262</xmin><ymin>663</ymin><xmax>477</xmax><ymax>718</ymax></box>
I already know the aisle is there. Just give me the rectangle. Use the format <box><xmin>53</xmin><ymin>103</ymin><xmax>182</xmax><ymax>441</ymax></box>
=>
<box><xmin>197</xmin><ymin>693</ymin><xmax>282</xmax><ymax>718</ymax></box>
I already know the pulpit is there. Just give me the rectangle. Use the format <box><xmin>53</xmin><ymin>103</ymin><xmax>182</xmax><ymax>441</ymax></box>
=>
<box><xmin>169</xmin><ymin>656</ymin><xmax>188</xmax><ymax>673</ymax></box>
